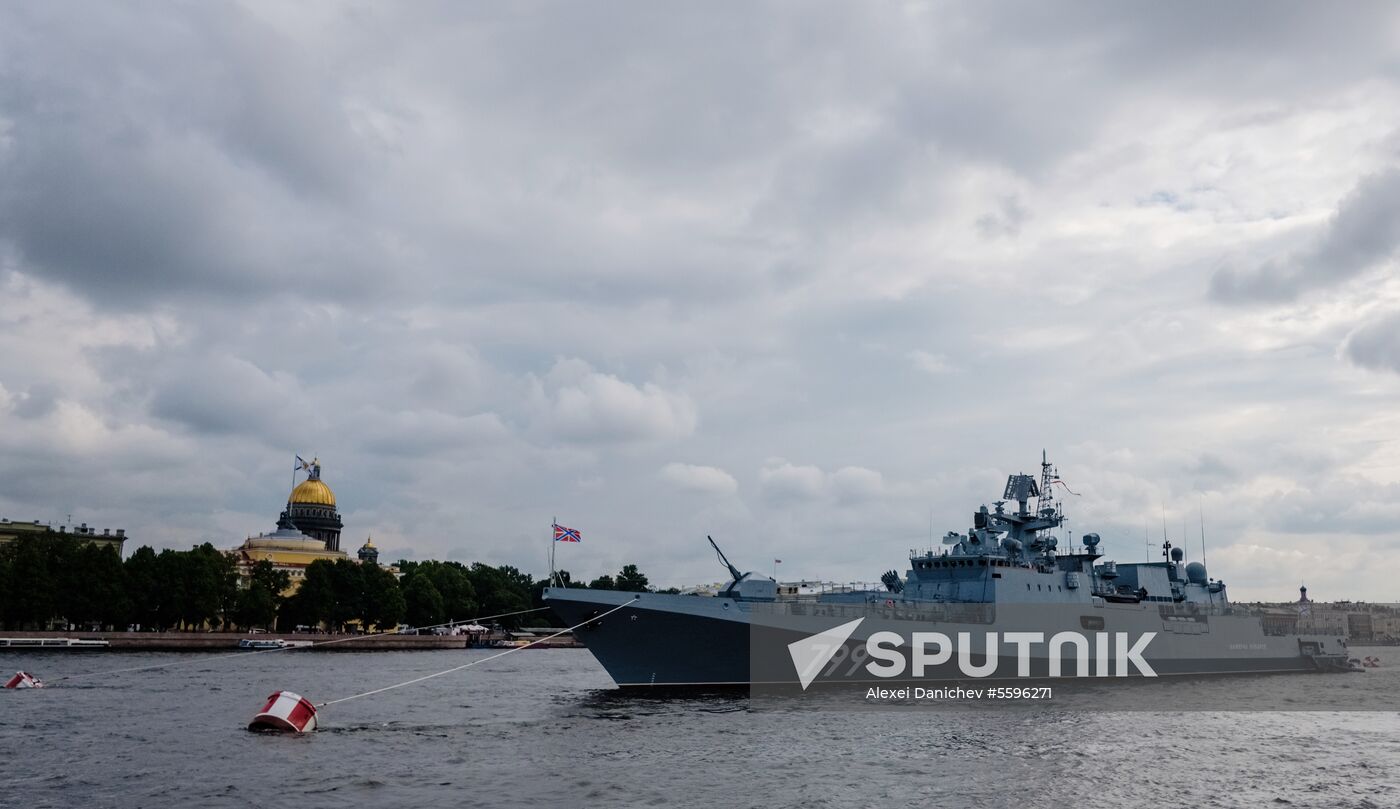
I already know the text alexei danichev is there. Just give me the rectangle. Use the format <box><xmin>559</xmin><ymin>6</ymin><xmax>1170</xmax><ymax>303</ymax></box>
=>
<box><xmin>864</xmin><ymin>685</ymin><xmax>1053</xmax><ymax>701</ymax></box>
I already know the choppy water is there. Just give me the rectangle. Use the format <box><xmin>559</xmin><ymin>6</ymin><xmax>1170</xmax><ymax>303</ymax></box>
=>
<box><xmin>3</xmin><ymin>647</ymin><xmax>1399</xmax><ymax>809</ymax></box>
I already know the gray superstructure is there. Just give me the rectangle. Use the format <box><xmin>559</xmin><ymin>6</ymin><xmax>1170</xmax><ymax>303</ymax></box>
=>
<box><xmin>545</xmin><ymin>452</ymin><xmax>1352</xmax><ymax>687</ymax></box>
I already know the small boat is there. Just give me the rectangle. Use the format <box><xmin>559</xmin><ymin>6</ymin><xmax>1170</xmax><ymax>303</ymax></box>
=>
<box><xmin>238</xmin><ymin>638</ymin><xmax>315</xmax><ymax>650</ymax></box>
<box><xmin>0</xmin><ymin>638</ymin><xmax>110</xmax><ymax>649</ymax></box>
<box><xmin>239</xmin><ymin>639</ymin><xmax>283</xmax><ymax>650</ymax></box>
<box><xmin>488</xmin><ymin>639</ymin><xmax>532</xmax><ymax>648</ymax></box>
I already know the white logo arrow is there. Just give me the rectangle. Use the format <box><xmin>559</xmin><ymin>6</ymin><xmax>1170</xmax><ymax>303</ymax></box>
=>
<box><xmin>787</xmin><ymin>618</ymin><xmax>865</xmax><ymax>690</ymax></box>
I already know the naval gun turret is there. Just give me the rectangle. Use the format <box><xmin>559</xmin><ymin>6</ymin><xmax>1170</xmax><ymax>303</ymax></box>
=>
<box><xmin>707</xmin><ymin>535</ymin><xmax>777</xmax><ymax>601</ymax></box>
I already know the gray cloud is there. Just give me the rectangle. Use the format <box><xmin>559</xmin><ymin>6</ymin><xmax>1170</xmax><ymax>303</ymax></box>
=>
<box><xmin>1211</xmin><ymin>168</ymin><xmax>1400</xmax><ymax>303</ymax></box>
<box><xmin>660</xmin><ymin>463</ymin><xmax>739</xmax><ymax>497</ymax></box>
<box><xmin>3</xmin><ymin>3</ymin><xmax>1400</xmax><ymax>598</ymax></box>
<box><xmin>1344</xmin><ymin>311</ymin><xmax>1400</xmax><ymax>374</ymax></box>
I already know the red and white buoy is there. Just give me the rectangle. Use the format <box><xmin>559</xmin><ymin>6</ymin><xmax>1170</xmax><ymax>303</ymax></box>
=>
<box><xmin>4</xmin><ymin>671</ymin><xmax>44</xmax><ymax>689</ymax></box>
<box><xmin>248</xmin><ymin>690</ymin><xmax>318</xmax><ymax>733</ymax></box>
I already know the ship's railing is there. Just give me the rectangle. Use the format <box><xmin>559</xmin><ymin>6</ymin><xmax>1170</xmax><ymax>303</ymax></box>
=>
<box><xmin>782</xmin><ymin>600</ymin><xmax>997</xmax><ymax>624</ymax></box>
<box><xmin>1152</xmin><ymin>602</ymin><xmax>1252</xmax><ymax>622</ymax></box>
<box><xmin>779</xmin><ymin>582</ymin><xmax>884</xmax><ymax>596</ymax></box>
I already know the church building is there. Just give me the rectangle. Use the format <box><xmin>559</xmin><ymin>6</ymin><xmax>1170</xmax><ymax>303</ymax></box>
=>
<box><xmin>229</xmin><ymin>458</ymin><xmax>381</xmax><ymax>591</ymax></box>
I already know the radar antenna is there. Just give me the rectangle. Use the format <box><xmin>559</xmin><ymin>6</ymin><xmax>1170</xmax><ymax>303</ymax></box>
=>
<box><xmin>707</xmin><ymin>535</ymin><xmax>743</xmax><ymax>583</ymax></box>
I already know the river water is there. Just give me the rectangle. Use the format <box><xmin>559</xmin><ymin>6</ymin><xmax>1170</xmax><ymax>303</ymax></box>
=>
<box><xmin>2</xmin><ymin>647</ymin><xmax>1398</xmax><ymax>808</ymax></box>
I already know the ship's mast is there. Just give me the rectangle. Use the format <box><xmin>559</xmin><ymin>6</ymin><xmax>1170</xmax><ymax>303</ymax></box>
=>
<box><xmin>1037</xmin><ymin>449</ymin><xmax>1055</xmax><ymax>519</ymax></box>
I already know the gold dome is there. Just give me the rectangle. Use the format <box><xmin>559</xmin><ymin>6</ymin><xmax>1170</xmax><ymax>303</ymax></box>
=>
<box><xmin>290</xmin><ymin>478</ymin><xmax>336</xmax><ymax>507</ymax></box>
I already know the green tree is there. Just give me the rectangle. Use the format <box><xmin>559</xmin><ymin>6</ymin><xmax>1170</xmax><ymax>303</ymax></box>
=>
<box><xmin>359</xmin><ymin>564</ymin><xmax>405</xmax><ymax>631</ymax></box>
<box><xmin>153</xmin><ymin>549</ymin><xmax>187</xmax><ymax>629</ymax></box>
<box><xmin>420</xmin><ymin>561</ymin><xmax>477</xmax><ymax>622</ymax></box>
<box><xmin>233</xmin><ymin>560</ymin><xmax>290</xmax><ymax>630</ymax></box>
<box><xmin>327</xmin><ymin>559</ymin><xmax>365</xmax><ymax>631</ymax></box>
<box><xmin>47</xmin><ymin>534</ymin><xmax>85</xmax><ymax>627</ymax></box>
<box><xmin>249</xmin><ymin>560</ymin><xmax>292</xmax><ymax>596</ymax></box>
<box><xmin>124</xmin><ymin>546</ymin><xmax>161</xmax><ymax>630</ymax></box>
<box><xmin>5</xmin><ymin>535</ymin><xmax>57</xmax><ymax>628</ymax></box>
<box><xmin>403</xmin><ymin>574</ymin><xmax>444</xmax><ymax>628</ymax></box>
<box><xmin>615</xmin><ymin>564</ymin><xmax>650</xmax><ymax>593</ymax></box>
<box><xmin>181</xmin><ymin>543</ymin><xmax>237</xmax><ymax>629</ymax></box>
<box><xmin>0</xmin><ymin>542</ymin><xmax>10</xmax><ymax>629</ymax></box>
<box><xmin>588</xmin><ymin>574</ymin><xmax>616</xmax><ymax>590</ymax></box>
<box><xmin>287</xmin><ymin>559</ymin><xmax>338</xmax><ymax>630</ymax></box>
<box><xmin>233</xmin><ymin>585</ymin><xmax>279</xmax><ymax>630</ymax></box>
<box><xmin>466</xmin><ymin>563</ymin><xmax>530</xmax><ymax>625</ymax></box>
<box><xmin>87</xmin><ymin>545</ymin><xmax>130</xmax><ymax>629</ymax></box>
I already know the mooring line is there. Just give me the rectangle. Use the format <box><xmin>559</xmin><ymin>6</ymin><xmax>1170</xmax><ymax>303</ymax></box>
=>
<box><xmin>317</xmin><ymin>598</ymin><xmax>637</xmax><ymax>707</ymax></box>
<box><xmin>50</xmin><ymin>606</ymin><xmax>552</xmax><ymax>682</ymax></box>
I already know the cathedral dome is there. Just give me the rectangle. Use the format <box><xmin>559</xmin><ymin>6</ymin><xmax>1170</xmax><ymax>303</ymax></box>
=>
<box><xmin>286</xmin><ymin>458</ymin><xmax>343</xmax><ymax>552</ymax></box>
<box><xmin>290</xmin><ymin>478</ymin><xmax>336</xmax><ymax>506</ymax></box>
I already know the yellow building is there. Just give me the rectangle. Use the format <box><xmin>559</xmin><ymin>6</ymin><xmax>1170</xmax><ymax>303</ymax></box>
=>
<box><xmin>229</xmin><ymin>462</ymin><xmax>350</xmax><ymax>593</ymax></box>
<box><xmin>231</xmin><ymin>522</ymin><xmax>347</xmax><ymax>594</ymax></box>
<box><xmin>228</xmin><ymin>459</ymin><xmax>396</xmax><ymax>593</ymax></box>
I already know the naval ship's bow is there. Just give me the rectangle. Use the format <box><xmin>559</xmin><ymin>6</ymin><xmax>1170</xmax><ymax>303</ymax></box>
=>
<box><xmin>543</xmin><ymin>587</ymin><xmax>754</xmax><ymax>686</ymax></box>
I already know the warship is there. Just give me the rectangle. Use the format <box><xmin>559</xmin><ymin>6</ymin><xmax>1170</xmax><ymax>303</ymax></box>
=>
<box><xmin>544</xmin><ymin>453</ymin><xmax>1353</xmax><ymax>687</ymax></box>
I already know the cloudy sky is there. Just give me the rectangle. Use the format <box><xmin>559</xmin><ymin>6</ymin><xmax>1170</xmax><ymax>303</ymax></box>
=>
<box><xmin>3</xmin><ymin>2</ymin><xmax>1400</xmax><ymax>599</ymax></box>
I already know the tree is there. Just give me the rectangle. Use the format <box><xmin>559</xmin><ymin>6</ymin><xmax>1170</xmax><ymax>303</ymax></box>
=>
<box><xmin>249</xmin><ymin>560</ymin><xmax>291</xmax><ymax>596</ymax></box>
<box><xmin>588</xmin><ymin>574</ymin><xmax>616</xmax><ymax>590</ymax></box>
<box><xmin>153</xmin><ymin>549</ymin><xmax>188</xmax><ymax>630</ymax></box>
<box><xmin>233</xmin><ymin>585</ymin><xmax>279</xmax><ymax>630</ymax></box>
<box><xmin>124</xmin><ymin>546</ymin><xmax>161</xmax><ymax>630</ymax></box>
<box><xmin>424</xmin><ymin>562</ymin><xmax>478</xmax><ymax>622</ymax></box>
<box><xmin>358</xmin><ymin>564</ymin><xmax>405</xmax><ymax>631</ymax></box>
<box><xmin>48</xmin><ymin>534</ymin><xmax>85</xmax><ymax>627</ymax></box>
<box><xmin>5</xmin><ymin>535</ymin><xmax>57</xmax><ymax>628</ymax></box>
<box><xmin>466</xmin><ymin>563</ymin><xmax>530</xmax><ymax>624</ymax></box>
<box><xmin>403</xmin><ymin>574</ymin><xmax>444</xmax><ymax>628</ymax></box>
<box><xmin>86</xmin><ymin>545</ymin><xmax>130</xmax><ymax>629</ymax></box>
<box><xmin>180</xmin><ymin>543</ymin><xmax>238</xmax><ymax>629</ymax></box>
<box><xmin>0</xmin><ymin>542</ymin><xmax>10</xmax><ymax>629</ymax></box>
<box><xmin>287</xmin><ymin>559</ymin><xmax>338</xmax><ymax>630</ymax></box>
<box><xmin>326</xmin><ymin>559</ymin><xmax>365</xmax><ymax>631</ymax></box>
<box><xmin>233</xmin><ymin>560</ymin><xmax>290</xmax><ymax>630</ymax></box>
<box><xmin>615</xmin><ymin>564</ymin><xmax>649</xmax><ymax>593</ymax></box>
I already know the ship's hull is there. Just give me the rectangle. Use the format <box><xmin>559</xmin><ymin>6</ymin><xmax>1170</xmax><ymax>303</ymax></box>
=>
<box><xmin>546</xmin><ymin>590</ymin><xmax>752</xmax><ymax>685</ymax></box>
<box><xmin>544</xmin><ymin>588</ymin><xmax>1348</xmax><ymax>688</ymax></box>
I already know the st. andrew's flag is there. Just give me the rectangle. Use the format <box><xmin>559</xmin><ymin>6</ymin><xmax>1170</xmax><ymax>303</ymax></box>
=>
<box><xmin>553</xmin><ymin>523</ymin><xmax>582</xmax><ymax>543</ymax></box>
